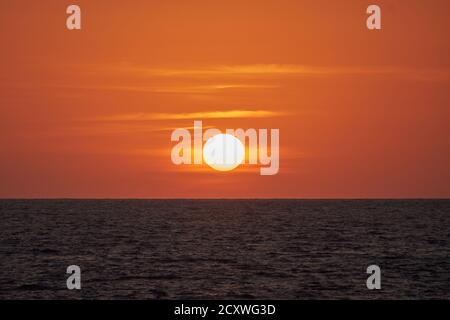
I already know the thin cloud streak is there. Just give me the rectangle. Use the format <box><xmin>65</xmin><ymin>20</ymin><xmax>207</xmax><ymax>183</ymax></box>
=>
<box><xmin>44</xmin><ymin>83</ymin><xmax>278</xmax><ymax>94</ymax></box>
<box><xmin>114</xmin><ymin>64</ymin><xmax>450</xmax><ymax>81</ymax></box>
<box><xmin>98</xmin><ymin>110</ymin><xmax>286</xmax><ymax>121</ymax></box>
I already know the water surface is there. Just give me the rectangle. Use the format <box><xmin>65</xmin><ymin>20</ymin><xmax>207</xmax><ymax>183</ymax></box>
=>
<box><xmin>0</xmin><ymin>200</ymin><xmax>449</xmax><ymax>299</ymax></box>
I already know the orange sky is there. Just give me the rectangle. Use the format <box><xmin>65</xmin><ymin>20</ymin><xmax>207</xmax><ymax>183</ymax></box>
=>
<box><xmin>0</xmin><ymin>0</ymin><xmax>449</xmax><ymax>198</ymax></box>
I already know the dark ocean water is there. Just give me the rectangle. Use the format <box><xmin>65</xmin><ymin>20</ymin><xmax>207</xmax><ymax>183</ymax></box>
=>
<box><xmin>0</xmin><ymin>200</ymin><xmax>449</xmax><ymax>299</ymax></box>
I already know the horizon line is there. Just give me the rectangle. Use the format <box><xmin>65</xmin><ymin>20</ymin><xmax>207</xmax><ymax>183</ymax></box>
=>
<box><xmin>1</xmin><ymin>198</ymin><xmax>449</xmax><ymax>201</ymax></box>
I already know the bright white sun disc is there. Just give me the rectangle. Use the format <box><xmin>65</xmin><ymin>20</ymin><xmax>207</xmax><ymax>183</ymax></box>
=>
<box><xmin>203</xmin><ymin>134</ymin><xmax>245</xmax><ymax>171</ymax></box>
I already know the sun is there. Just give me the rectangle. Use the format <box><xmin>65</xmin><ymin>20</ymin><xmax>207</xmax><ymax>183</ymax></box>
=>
<box><xmin>203</xmin><ymin>134</ymin><xmax>245</xmax><ymax>171</ymax></box>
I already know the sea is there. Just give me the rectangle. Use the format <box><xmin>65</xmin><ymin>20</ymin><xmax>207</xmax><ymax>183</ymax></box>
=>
<box><xmin>0</xmin><ymin>199</ymin><xmax>449</xmax><ymax>299</ymax></box>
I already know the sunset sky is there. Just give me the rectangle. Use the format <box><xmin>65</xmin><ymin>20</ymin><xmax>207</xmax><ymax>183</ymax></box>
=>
<box><xmin>0</xmin><ymin>0</ymin><xmax>449</xmax><ymax>198</ymax></box>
